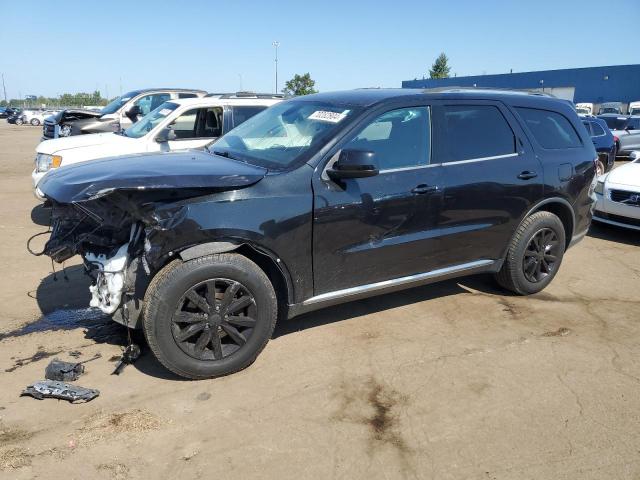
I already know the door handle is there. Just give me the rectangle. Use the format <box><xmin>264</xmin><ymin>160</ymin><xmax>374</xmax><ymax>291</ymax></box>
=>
<box><xmin>517</xmin><ymin>171</ymin><xmax>538</xmax><ymax>180</ymax></box>
<box><xmin>411</xmin><ymin>184</ymin><xmax>438</xmax><ymax>194</ymax></box>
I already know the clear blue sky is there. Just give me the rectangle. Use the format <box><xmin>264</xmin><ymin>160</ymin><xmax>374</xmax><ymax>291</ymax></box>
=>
<box><xmin>1</xmin><ymin>0</ymin><xmax>639</xmax><ymax>99</ymax></box>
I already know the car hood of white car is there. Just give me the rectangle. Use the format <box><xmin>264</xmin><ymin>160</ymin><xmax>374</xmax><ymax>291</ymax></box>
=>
<box><xmin>606</xmin><ymin>159</ymin><xmax>640</xmax><ymax>187</ymax></box>
<box><xmin>37</xmin><ymin>132</ymin><xmax>132</xmax><ymax>155</ymax></box>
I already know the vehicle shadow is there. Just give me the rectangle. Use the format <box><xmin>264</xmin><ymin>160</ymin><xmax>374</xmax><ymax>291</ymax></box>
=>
<box><xmin>587</xmin><ymin>222</ymin><xmax>640</xmax><ymax>247</ymax></box>
<box><xmin>30</xmin><ymin>204</ymin><xmax>52</xmax><ymax>227</ymax></box>
<box><xmin>273</xmin><ymin>276</ymin><xmax>494</xmax><ymax>338</ymax></box>
<box><xmin>11</xmin><ymin>264</ymin><xmax>128</xmax><ymax>346</ymax></box>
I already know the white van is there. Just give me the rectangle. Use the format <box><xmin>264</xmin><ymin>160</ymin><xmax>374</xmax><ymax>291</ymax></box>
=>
<box><xmin>32</xmin><ymin>94</ymin><xmax>282</xmax><ymax>199</ymax></box>
<box><xmin>629</xmin><ymin>101</ymin><xmax>640</xmax><ymax>116</ymax></box>
<box><xmin>575</xmin><ymin>103</ymin><xmax>593</xmax><ymax>115</ymax></box>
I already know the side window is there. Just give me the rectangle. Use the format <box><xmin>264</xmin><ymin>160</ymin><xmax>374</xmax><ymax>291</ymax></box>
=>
<box><xmin>343</xmin><ymin>106</ymin><xmax>430</xmax><ymax>170</ymax></box>
<box><xmin>582</xmin><ymin>121</ymin><xmax>593</xmax><ymax>136</ymax></box>
<box><xmin>591</xmin><ymin>122</ymin><xmax>605</xmax><ymax>136</ymax></box>
<box><xmin>516</xmin><ymin>107</ymin><xmax>582</xmax><ymax>149</ymax></box>
<box><xmin>178</xmin><ymin>93</ymin><xmax>198</xmax><ymax>99</ymax></box>
<box><xmin>171</xmin><ymin>109</ymin><xmax>198</xmax><ymax>139</ymax></box>
<box><xmin>171</xmin><ymin>107</ymin><xmax>223</xmax><ymax>139</ymax></box>
<box><xmin>439</xmin><ymin>105</ymin><xmax>515</xmax><ymax>163</ymax></box>
<box><xmin>135</xmin><ymin>93</ymin><xmax>171</xmax><ymax>116</ymax></box>
<box><xmin>232</xmin><ymin>106</ymin><xmax>267</xmax><ymax>129</ymax></box>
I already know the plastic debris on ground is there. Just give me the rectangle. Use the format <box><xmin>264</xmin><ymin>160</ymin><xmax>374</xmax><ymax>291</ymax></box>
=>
<box><xmin>21</xmin><ymin>380</ymin><xmax>100</xmax><ymax>403</ymax></box>
<box><xmin>45</xmin><ymin>359</ymin><xmax>85</xmax><ymax>382</ymax></box>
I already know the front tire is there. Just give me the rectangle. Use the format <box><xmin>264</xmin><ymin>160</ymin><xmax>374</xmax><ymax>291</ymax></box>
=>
<box><xmin>30</xmin><ymin>118</ymin><xmax>40</xmax><ymax>126</ymax></box>
<box><xmin>495</xmin><ymin>211</ymin><xmax>566</xmax><ymax>295</ymax></box>
<box><xmin>143</xmin><ymin>254</ymin><xmax>277</xmax><ymax>379</ymax></box>
<box><xmin>15</xmin><ymin>118</ymin><xmax>23</xmax><ymax>125</ymax></box>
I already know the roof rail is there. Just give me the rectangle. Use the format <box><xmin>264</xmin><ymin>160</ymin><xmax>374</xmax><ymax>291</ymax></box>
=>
<box><xmin>421</xmin><ymin>86</ymin><xmax>556</xmax><ymax>97</ymax></box>
<box><xmin>205</xmin><ymin>91</ymin><xmax>288</xmax><ymax>99</ymax></box>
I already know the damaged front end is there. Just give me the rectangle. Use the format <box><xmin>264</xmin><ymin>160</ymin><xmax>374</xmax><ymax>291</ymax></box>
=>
<box><xmin>34</xmin><ymin>150</ymin><xmax>267</xmax><ymax>327</ymax></box>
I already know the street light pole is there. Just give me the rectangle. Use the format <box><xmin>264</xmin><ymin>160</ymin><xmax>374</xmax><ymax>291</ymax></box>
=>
<box><xmin>272</xmin><ymin>41</ymin><xmax>280</xmax><ymax>94</ymax></box>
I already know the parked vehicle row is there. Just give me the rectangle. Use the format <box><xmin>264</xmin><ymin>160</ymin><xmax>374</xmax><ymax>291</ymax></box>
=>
<box><xmin>32</xmin><ymin>93</ymin><xmax>284</xmax><ymax>198</ymax></box>
<box><xmin>42</xmin><ymin>88</ymin><xmax>208</xmax><ymax>139</ymax></box>
<box><xmin>574</xmin><ymin>101</ymin><xmax>640</xmax><ymax>115</ymax></box>
<box><xmin>34</xmin><ymin>88</ymin><xmax>598</xmax><ymax>379</ymax></box>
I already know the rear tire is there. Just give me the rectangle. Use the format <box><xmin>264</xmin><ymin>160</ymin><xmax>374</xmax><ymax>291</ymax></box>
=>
<box><xmin>15</xmin><ymin>118</ymin><xmax>23</xmax><ymax>125</ymax></box>
<box><xmin>143</xmin><ymin>254</ymin><xmax>277</xmax><ymax>379</ymax></box>
<box><xmin>30</xmin><ymin>118</ymin><xmax>40</xmax><ymax>126</ymax></box>
<box><xmin>495</xmin><ymin>211</ymin><xmax>566</xmax><ymax>295</ymax></box>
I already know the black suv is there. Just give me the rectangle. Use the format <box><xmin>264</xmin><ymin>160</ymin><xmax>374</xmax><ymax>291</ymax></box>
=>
<box><xmin>37</xmin><ymin>89</ymin><xmax>597</xmax><ymax>379</ymax></box>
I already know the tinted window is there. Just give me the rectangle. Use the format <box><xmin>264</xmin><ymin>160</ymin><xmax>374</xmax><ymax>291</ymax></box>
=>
<box><xmin>582</xmin><ymin>122</ymin><xmax>593</xmax><ymax>136</ymax></box>
<box><xmin>599</xmin><ymin>116</ymin><xmax>628</xmax><ymax>130</ymax></box>
<box><xmin>344</xmin><ymin>107</ymin><xmax>430</xmax><ymax>170</ymax></box>
<box><xmin>440</xmin><ymin>105</ymin><xmax>515</xmax><ymax>163</ymax></box>
<box><xmin>178</xmin><ymin>93</ymin><xmax>198</xmax><ymax>99</ymax></box>
<box><xmin>171</xmin><ymin>107</ymin><xmax>223</xmax><ymax>139</ymax></box>
<box><xmin>591</xmin><ymin>122</ymin><xmax>605</xmax><ymax>136</ymax></box>
<box><xmin>516</xmin><ymin>108</ymin><xmax>581</xmax><ymax>149</ymax></box>
<box><xmin>232</xmin><ymin>106</ymin><xmax>267</xmax><ymax>128</ymax></box>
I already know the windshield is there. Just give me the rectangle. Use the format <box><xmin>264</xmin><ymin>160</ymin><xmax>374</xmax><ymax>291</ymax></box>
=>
<box><xmin>100</xmin><ymin>91</ymin><xmax>137</xmax><ymax>115</ymax></box>
<box><xmin>630</xmin><ymin>109</ymin><xmax>640</xmax><ymax>116</ymax></box>
<box><xmin>576</xmin><ymin>108</ymin><xmax>590</xmax><ymax>114</ymax></box>
<box><xmin>211</xmin><ymin>101</ymin><xmax>362</xmax><ymax>170</ymax></box>
<box><xmin>124</xmin><ymin>102</ymin><xmax>179</xmax><ymax>138</ymax></box>
<box><xmin>600</xmin><ymin>116</ymin><xmax>629</xmax><ymax>130</ymax></box>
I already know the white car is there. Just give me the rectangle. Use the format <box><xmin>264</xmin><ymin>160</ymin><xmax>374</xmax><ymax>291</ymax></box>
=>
<box><xmin>21</xmin><ymin>110</ymin><xmax>58</xmax><ymax>126</ymax></box>
<box><xmin>32</xmin><ymin>94</ymin><xmax>282</xmax><ymax>199</ymax></box>
<box><xmin>593</xmin><ymin>151</ymin><xmax>640</xmax><ymax>231</ymax></box>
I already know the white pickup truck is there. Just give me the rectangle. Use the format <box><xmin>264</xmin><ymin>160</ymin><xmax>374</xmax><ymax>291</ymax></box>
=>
<box><xmin>32</xmin><ymin>94</ymin><xmax>283</xmax><ymax>199</ymax></box>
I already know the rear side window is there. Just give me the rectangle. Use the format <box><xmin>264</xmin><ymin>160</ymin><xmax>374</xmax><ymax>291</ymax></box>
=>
<box><xmin>591</xmin><ymin>122</ymin><xmax>605</xmax><ymax>136</ymax></box>
<box><xmin>439</xmin><ymin>105</ymin><xmax>515</xmax><ymax>163</ymax></box>
<box><xmin>516</xmin><ymin>108</ymin><xmax>581</xmax><ymax>149</ymax></box>
<box><xmin>582</xmin><ymin>122</ymin><xmax>593</xmax><ymax>136</ymax></box>
<box><xmin>232</xmin><ymin>106</ymin><xmax>267</xmax><ymax>128</ymax></box>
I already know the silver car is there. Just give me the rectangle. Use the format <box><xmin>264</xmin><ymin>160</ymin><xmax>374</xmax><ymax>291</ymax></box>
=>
<box><xmin>598</xmin><ymin>115</ymin><xmax>640</xmax><ymax>156</ymax></box>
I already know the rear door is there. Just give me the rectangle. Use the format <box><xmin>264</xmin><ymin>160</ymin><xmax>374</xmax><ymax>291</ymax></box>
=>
<box><xmin>620</xmin><ymin>117</ymin><xmax>640</xmax><ymax>151</ymax></box>
<box><xmin>432</xmin><ymin>101</ymin><xmax>543</xmax><ymax>265</ymax></box>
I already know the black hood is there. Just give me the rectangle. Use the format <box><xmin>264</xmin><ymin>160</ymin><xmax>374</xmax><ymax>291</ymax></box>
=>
<box><xmin>38</xmin><ymin>150</ymin><xmax>267</xmax><ymax>203</ymax></box>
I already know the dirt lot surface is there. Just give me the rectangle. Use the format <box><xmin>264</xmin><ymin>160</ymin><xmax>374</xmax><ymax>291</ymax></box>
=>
<box><xmin>0</xmin><ymin>121</ymin><xmax>638</xmax><ymax>479</ymax></box>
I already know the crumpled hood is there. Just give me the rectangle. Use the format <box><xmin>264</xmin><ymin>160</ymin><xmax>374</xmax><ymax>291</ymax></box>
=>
<box><xmin>38</xmin><ymin>150</ymin><xmax>267</xmax><ymax>203</ymax></box>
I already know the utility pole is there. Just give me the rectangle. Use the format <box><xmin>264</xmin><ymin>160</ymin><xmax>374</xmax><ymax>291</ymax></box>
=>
<box><xmin>272</xmin><ymin>41</ymin><xmax>280</xmax><ymax>94</ymax></box>
<box><xmin>1</xmin><ymin>73</ymin><xmax>6</xmax><ymax>104</ymax></box>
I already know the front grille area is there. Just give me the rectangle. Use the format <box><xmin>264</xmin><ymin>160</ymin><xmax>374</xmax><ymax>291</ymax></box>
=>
<box><xmin>594</xmin><ymin>210</ymin><xmax>640</xmax><ymax>227</ymax></box>
<box><xmin>610</xmin><ymin>189</ymin><xmax>640</xmax><ymax>206</ymax></box>
<box><xmin>43</xmin><ymin>122</ymin><xmax>56</xmax><ymax>139</ymax></box>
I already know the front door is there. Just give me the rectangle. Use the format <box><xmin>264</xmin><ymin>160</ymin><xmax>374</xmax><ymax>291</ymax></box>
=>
<box><xmin>312</xmin><ymin>105</ymin><xmax>444</xmax><ymax>295</ymax></box>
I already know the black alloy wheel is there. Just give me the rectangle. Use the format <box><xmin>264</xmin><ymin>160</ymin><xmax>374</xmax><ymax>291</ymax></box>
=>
<box><xmin>522</xmin><ymin>228</ymin><xmax>560</xmax><ymax>283</ymax></box>
<box><xmin>172</xmin><ymin>278</ymin><xmax>256</xmax><ymax>361</ymax></box>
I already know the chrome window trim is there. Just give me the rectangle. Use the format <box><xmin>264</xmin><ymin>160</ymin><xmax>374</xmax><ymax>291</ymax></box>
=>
<box><xmin>440</xmin><ymin>152</ymin><xmax>519</xmax><ymax>167</ymax></box>
<box><xmin>303</xmin><ymin>259</ymin><xmax>495</xmax><ymax>306</ymax></box>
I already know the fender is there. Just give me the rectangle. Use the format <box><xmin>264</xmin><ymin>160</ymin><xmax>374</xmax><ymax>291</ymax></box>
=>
<box><xmin>178</xmin><ymin>240</ymin><xmax>295</xmax><ymax>306</ymax></box>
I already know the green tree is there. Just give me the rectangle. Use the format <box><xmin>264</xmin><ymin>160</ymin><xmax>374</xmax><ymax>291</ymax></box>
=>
<box><xmin>282</xmin><ymin>73</ymin><xmax>318</xmax><ymax>96</ymax></box>
<box><xmin>429</xmin><ymin>52</ymin><xmax>451</xmax><ymax>79</ymax></box>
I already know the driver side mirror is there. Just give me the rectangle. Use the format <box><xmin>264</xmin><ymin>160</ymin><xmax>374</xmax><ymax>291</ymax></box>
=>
<box><xmin>155</xmin><ymin>126</ymin><xmax>176</xmax><ymax>143</ymax></box>
<box><xmin>327</xmin><ymin>149</ymin><xmax>379</xmax><ymax>180</ymax></box>
<box><xmin>125</xmin><ymin>105</ymin><xmax>142</xmax><ymax>122</ymax></box>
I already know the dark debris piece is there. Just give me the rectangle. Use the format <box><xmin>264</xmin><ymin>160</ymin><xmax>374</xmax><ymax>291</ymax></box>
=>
<box><xmin>111</xmin><ymin>344</ymin><xmax>141</xmax><ymax>375</ymax></box>
<box><xmin>21</xmin><ymin>380</ymin><xmax>99</xmax><ymax>403</ymax></box>
<box><xmin>45</xmin><ymin>359</ymin><xmax>85</xmax><ymax>382</ymax></box>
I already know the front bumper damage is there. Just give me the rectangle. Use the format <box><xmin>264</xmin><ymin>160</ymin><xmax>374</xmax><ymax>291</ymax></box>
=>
<box><xmin>33</xmin><ymin>150</ymin><xmax>268</xmax><ymax>328</ymax></box>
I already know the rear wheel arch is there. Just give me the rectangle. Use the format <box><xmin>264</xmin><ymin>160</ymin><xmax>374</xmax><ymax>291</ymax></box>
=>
<box><xmin>524</xmin><ymin>198</ymin><xmax>574</xmax><ymax>250</ymax></box>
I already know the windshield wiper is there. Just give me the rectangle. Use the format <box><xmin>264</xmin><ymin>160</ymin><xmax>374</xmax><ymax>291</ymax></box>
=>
<box><xmin>213</xmin><ymin>150</ymin><xmax>235</xmax><ymax>159</ymax></box>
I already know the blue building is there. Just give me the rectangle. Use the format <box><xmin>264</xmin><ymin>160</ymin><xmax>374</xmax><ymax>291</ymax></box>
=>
<box><xmin>402</xmin><ymin>64</ymin><xmax>640</xmax><ymax>105</ymax></box>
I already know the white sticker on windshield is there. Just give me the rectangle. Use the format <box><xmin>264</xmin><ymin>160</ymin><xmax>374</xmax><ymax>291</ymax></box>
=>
<box><xmin>308</xmin><ymin>110</ymin><xmax>349</xmax><ymax>123</ymax></box>
<box><xmin>159</xmin><ymin>108</ymin><xmax>172</xmax><ymax>116</ymax></box>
